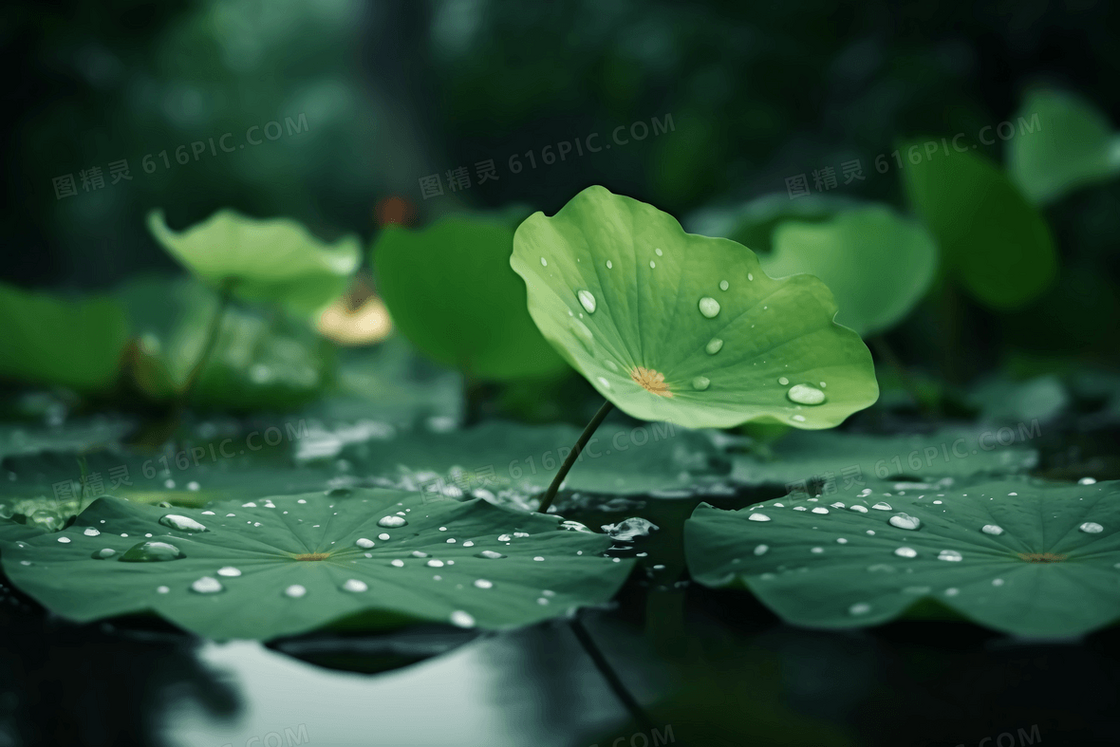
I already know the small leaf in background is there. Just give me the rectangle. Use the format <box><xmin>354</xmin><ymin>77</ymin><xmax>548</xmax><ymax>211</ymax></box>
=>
<box><xmin>685</xmin><ymin>192</ymin><xmax>859</xmax><ymax>255</ymax></box>
<box><xmin>147</xmin><ymin>209</ymin><xmax>361</xmax><ymax>316</ymax></box>
<box><xmin>373</xmin><ymin>214</ymin><xmax>568</xmax><ymax>381</ymax></box>
<box><xmin>902</xmin><ymin>146</ymin><xmax>1056</xmax><ymax>309</ymax></box>
<box><xmin>762</xmin><ymin>206</ymin><xmax>939</xmax><ymax>336</ymax></box>
<box><xmin>0</xmin><ymin>490</ymin><xmax>633</xmax><ymax>640</ymax></box>
<box><xmin>685</xmin><ymin>480</ymin><xmax>1120</xmax><ymax>636</ymax></box>
<box><xmin>511</xmin><ymin>186</ymin><xmax>879</xmax><ymax>430</ymax></box>
<box><xmin>0</xmin><ymin>283</ymin><xmax>129</xmax><ymax>394</ymax></box>
<box><xmin>1008</xmin><ymin>89</ymin><xmax>1120</xmax><ymax>205</ymax></box>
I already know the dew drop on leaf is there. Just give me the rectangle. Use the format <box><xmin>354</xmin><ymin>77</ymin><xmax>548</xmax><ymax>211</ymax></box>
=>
<box><xmin>342</xmin><ymin>579</ymin><xmax>368</xmax><ymax>593</ymax></box>
<box><xmin>473</xmin><ymin>579</ymin><xmax>493</xmax><ymax>589</ymax></box>
<box><xmin>889</xmin><ymin>513</ymin><xmax>921</xmax><ymax>530</ymax></box>
<box><xmin>754</xmin><ymin>544</ymin><xmax>769</xmax><ymax>555</ymax></box>
<box><xmin>872</xmin><ymin>502</ymin><xmax>892</xmax><ymax>511</ymax></box>
<box><xmin>356</xmin><ymin>538</ymin><xmax>375</xmax><ymax>549</ymax></box>
<box><xmin>540</xmin><ymin>257</ymin><xmax>547</xmax><ymax>266</ymax></box>
<box><xmin>849</xmin><ymin>603</ymin><xmax>872</xmax><ymax>616</ymax></box>
<box><xmin>698</xmin><ymin>297</ymin><xmax>721</xmax><ymax>318</ymax></box>
<box><xmin>605</xmin><ymin>260</ymin><xmax>612</xmax><ymax>269</ymax></box>
<box><xmin>217</xmin><ymin>567</ymin><xmax>241</xmax><ymax>577</ymax></box>
<box><xmin>190</xmin><ymin>576</ymin><xmax>223</xmax><ymax>594</ymax></box>
<box><xmin>577</xmin><ymin>290</ymin><xmax>597</xmax><ymax>314</ymax></box>
<box><xmin>377</xmin><ymin>516</ymin><xmax>407</xmax><ymax>528</ymax></box>
<box><xmin>1080</xmin><ymin>522</ymin><xmax>1104</xmax><ymax>534</ymax></box>
<box><xmin>450</xmin><ymin>610</ymin><xmax>476</xmax><ymax>628</ymax></box>
<box><xmin>692</xmin><ymin>376</ymin><xmax>710</xmax><ymax>391</ymax></box>
<box><xmin>811</xmin><ymin>507</ymin><xmax>829</xmax><ymax>514</ymax></box>
<box><xmin>787</xmin><ymin>384</ymin><xmax>826</xmax><ymax>405</ymax></box>
<box><xmin>159</xmin><ymin>515</ymin><xmax>208</xmax><ymax>533</ymax></box>
<box><xmin>719</xmin><ymin>280</ymin><xmax>729</xmax><ymax>291</ymax></box>
<box><xmin>57</xmin><ymin>537</ymin><xmax>71</xmax><ymax>544</ymax></box>
<box><xmin>981</xmin><ymin>524</ymin><xmax>1004</xmax><ymax>536</ymax></box>
<box><xmin>284</xmin><ymin>584</ymin><xmax>308</xmax><ymax>598</ymax></box>
<box><xmin>569</xmin><ymin>318</ymin><xmax>595</xmax><ymax>352</ymax></box>
<box><xmin>937</xmin><ymin>550</ymin><xmax>963</xmax><ymax>562</ymax></box>
<box><xmin>894</xmin><ymin>547</ymin><xmax>917</xmax><ymax>558</ymax></box>
<box><xmin>778</xmin><ymin>377</ymin><xmax>789</xmax><ymax>385</ymax></box>
<box><xmin>120</xmin><ymin>541</ymin><xmax>185</xmax><ymax>562</ymax></box>
<box><xmin>93</xmin><ymin>548</ymin><xmax>116</xmax><ymax>559</ymax></box>
<box><xmin>83</xmin><ymin>528</ymin><xmax>100</xmax><ymax>537</ymax></box>
<box><xmin>705</xmin><ymin>338</ymin><xmax>723</xmax><ymax>355</ymax></box>
<box><xmin>748</xmin><ymin>513</ymin><xmax>771</xmax><ymax>522</ymax></box>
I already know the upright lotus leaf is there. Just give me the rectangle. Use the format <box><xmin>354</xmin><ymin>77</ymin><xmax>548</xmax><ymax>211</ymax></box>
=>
<box><xmin>372</xmin><ymin>214</ymin><xmax>567</xmax><ymax>380</ymax></box>
<box><xmin>0</xmin><ymin>283</ymin><xmax>128</xmax><ymax>393</ymax></box>
<box><xmin>147</xmin><ymin>209</ymin><xmax>361</xmax><ymax>316</ymax></box>
<box><xmin>511</xmin><ymin>186</ymin><xmax>879</xmax><ymax>430</ymax></box>
<box><xmin>685</xmin><ymin>193</ymin><xmax>860</xmax><ymax>255</ymax></box>
<box><xmin>685</xmin><ymin>480</ymin><xmax>1120</xmax><ymax>636</ymax></box>
<box><xmin>0</xmin><ymin>490</ymin><xmax>633</xmax><ymax>640</ymax></box>
<box><xmin>1008</xmin><ymin>89</ymin><xmax>1120</xmax><ymax>204</ymax></box>
<box><xmin>902</xmin><ymin>146</ymin><xmax>1056</xmax><ymax>309</ymax></box>
<box><xmin>762</xmin><ymin>206</ymin><xmax>939</xmax><ymax>336</ymax></box>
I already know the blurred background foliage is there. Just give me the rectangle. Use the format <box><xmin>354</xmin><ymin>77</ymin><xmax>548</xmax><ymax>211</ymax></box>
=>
<box><xmin>3</xmin><ymin>0</ymin><xmax>1120</xmax><ymax>418</ymax></box>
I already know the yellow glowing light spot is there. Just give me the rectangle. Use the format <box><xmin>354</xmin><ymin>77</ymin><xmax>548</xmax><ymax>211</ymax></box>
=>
<box><xmin>316</xmin><ymin>273</ymin><xmax>393</xmax><ymax>346</ymax></box>
<box><xmin>630</xmin><ymin>366</ymin><xmax>672</xmax><ymax>397</ymax></box>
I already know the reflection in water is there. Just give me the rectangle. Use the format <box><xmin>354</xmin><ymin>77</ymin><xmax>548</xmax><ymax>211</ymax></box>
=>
<box><xmin>0</xmin><ymin>597</ymin><xmax>238</xmax><ymax>747</ymax></box>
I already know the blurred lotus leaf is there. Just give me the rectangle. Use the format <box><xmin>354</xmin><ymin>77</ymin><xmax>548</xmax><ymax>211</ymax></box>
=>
<box><xmin>147</xmin><ymin>209</ymin><xmax>361</xmax><ymax>316</ymax></box>
<box><xmin>372</xmin><ymin>213</ymin><xmax>568</xmax><ymax>381</ymax></box>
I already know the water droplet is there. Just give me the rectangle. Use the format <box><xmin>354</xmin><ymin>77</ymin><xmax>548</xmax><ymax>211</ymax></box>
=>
<box><xmin>889</xmin><ymin>513</ymin><xmax>921</xmax><ymax>531</ymax></box>
<box><xmin>477</xmin><ymin>550</ymin><xmax>506</xmax><ymax>559</ymax></box>
<box><xmin>190</xmin><ymin>577</ymin><xmax>223</xmax><ymax>594</ymax></box>
<box><xmin>849</xmin><ymin>603</ymin><xmax>872</xmax><ymax>616</ymax></box>
<box><xmin>605</xmin><ymin>360</ymin><xmax>619</xmax><ymax>372</ymax></box>
<box><xmin>450</xmin><ymin>610</ymin><xmax>476</xmax><ymax>628</ymax></box>
<box><xmin>849</xmin><ymin>505</ymin><xmax>869</xmax><ymax>513</ymax></box>
<box><xmin>342</xmin><ymin>579</ymin><xmax>368</xmax><ymax>593</ymax></box>
<box><xmin>790</xmin><ymin>414</ymin><xmax>807</xmax><ymax>422</ymax></box>
<box><xmin>778</xmin><ymin>377</ymin><xmax>789</xmax><ymax>385</ymax></box>
<box><xmin>217</xmin><ymin>567</ymin><xmax>241</xmax><ymax>577</ymax></box>
<box><xmin>156</xmin><ymin>585</ymin><xmax>170</xmax><ymax>594</ymax></box>
<box><xmin>945</xmin><ymin>587</ymin><xmax>960</xmax><ymax>597</ymax></box>
<box><xmin>597</xmin><ymin>376</ymin><xmax>612</xmax><ymax>389</ymax></box>
<box><xmin>811</xmin><ymin>547</ymin><xmax>824</xmax><ymax>554</ymax></box>
<box><xmin>473</xmin><ymin>579</ymin><xmax>494</xmax><ymax>589</ymax></box>
<box><xmin>498</xmin><ymin>533</ymin><xmax>512</xmax><ymax>542</ymax></box>
<box><xmin>871</xmin><ymin>502</ymin><xmax>892</xmax><ymax>511</ymax></box>
<box><xmin>748</xmin><ymin>513</ymin><xmax>771</xmax><ymax>522</ymax></box>
<box><xmin>655</xmin><ymin>247</ymin><xmax>663</xmax><ymax>256</ymax></box>
<box><xmin>534</xmin><ymin>556</ymin><xmax>545</xmax><ymax>561</ymax></box>
<box><xmin>377</xmin><ymin>516</ymin><xmax>407</xmax><ymax>528</ymax></box>
<box><xmin>606</xmin><ymin>260</ymin><xmax>613</xmax><ymax>269</ymax></box>
<box><xmin>937</xmin><ymin>550</ymin><xmax>963</xmax><ymax>562</ymax></box>
<box><xmin>390</xmin><ymin>559</ymin><xmax>404</xmax><ymax>567</ymax></box>
<box><xmin>356</xmin><ymin>538</ymin><xmax>375</xmax><ymax>549</ymax></box>
<box><xmin>57</xmin><ymin>537</ymin><xmax>71</xmax><ymax>544</ymax></box>
<box><xmin>540</xmin><ymin>257</ymin><xmax>548</xmax><ymax>266</ymax></box>
<box><xmin>83</xmin><ymin>528</ymin><xmax>100</xmax><ymax>537</ymax></box>
<box><xmin>692</xmin><ymin>376</ymin><xmax>710</xmax><ymax>391</ymax></box>
<box><xmin>981</xmin><ymin>524</ymin><xmax>1004</xmax><ymax>536</ymax></box>
<box><xmin>705</xmin><ymin>338</ymin><xmax>723</xmax><ymax>355</ymax></box>
<box><xmin>787</xmin><ymin>384</ymin><xmax>826</xmax><ymax>406</ymax></box>
<box><xmin>811</xmin><ymin>507</ymin><xmax>829</xmax><ymax>515</ymax></box>
<box><xmin>120</xmin><ymin>541</ymin><xmax>185</xmax><ymax>562</ymax></box>
<box><xmin>378</xmin><ymin>533</ymin><xmax>391</xmax><ymax>541</ymax></box>
<box><xmin>992</xmin><ymin>578</ymin><xmax>1005</xmax><ymax>587</ymax></box>
<box><xmin>93</xmin><ymin>548</ymin><xmax>116</xmax><ymax>559</ymax></box>
<box><xmin>284</xmin><ymin>584</ymin><xmax>308</xmax><ymax>598</ymax></box>
<box><xmin>719</xmin><ymin>280</ymin><xmax>729</xmax><ymax>291</ymax></box>
<box><xmin>698</xmin><ymin>297</ymin><xmax>721</xmax><ymax>318</ymax></box>
<box><xmin>426</xmin><ymin>559</ymin><xmax>445</xmax><ymax>568</ymax></box>
<box><xmin>649</xmin><ymin>260</ymin><xmax>656</xmax><ymax>268</ymax></box>
<box><xmin>1079</xmin><ymin>477</ymin><xmax>1097</xmax><ymax>485</ymax></box>
<box><xmin>569</xmin><ymin>318</ymin><xmax>595</xmax><ymax>351</ymax></box>
<box><xmin>577</xmin><ymin>290</ymin><xmax>597</xmax><ymax>314</ymax></box>
<box><xmin>748</xmin><ymin>273</ymin><xmax>754</xmax><ymax>281</ymax></box>
<box><xmin>754</xmin><ymin>544</ymin><xmax>769</xmax><ymax>555</ymax></box>
<box><xmin>159</xmin><ymin>515</ymin><xmax>208</xmax><ymax>533</ymax></box>
<box><xmin>1080</xmin><ymin>522</ymin><xmax>1104</xmax><ymax>534</ymax></box>
<box><xmin>894</xmin><ymin>547</ymin><xmax>917</xmax><ymax>558</ymax></box>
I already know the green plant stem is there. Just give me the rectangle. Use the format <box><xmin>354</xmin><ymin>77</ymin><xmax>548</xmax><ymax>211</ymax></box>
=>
<box><xmin>569</xmin><ymin>618</ymin><xmax>655</xmax><ymax>734</ymax></box>
<box><xmin>537</xmin><ymin>399</ymin><xmax>614</xmax><ymax>514</ymax></box>
<box><xmin>871</xmin><ymin>335</ymin><xmax>926</xmax><ymax>412</ymax></box>
<box><xmin>177</xmin><ymin>279</ymin><xmax>235</xmax><ymax>411</ymax></box>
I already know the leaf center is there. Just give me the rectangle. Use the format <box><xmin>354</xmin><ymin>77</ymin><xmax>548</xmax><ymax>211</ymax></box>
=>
<box><xmin>293</xmin><ymin>552</ymin><xmax>332</xmax><ymax>561</ymax></box>
<box><xmin>1016</xmin><ymin>552</ymin><xmax>1068</xmax><ymax>563</ymax></box>
<box><xmin>629</xmin><ymin>366</ymin><xmax>673</xmax><ymax>397</ymax></box>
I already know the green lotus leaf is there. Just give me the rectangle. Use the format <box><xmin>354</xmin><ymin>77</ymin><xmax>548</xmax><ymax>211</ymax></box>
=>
<box><xmin>372</xmin><ymin>214</ymin><xmax>567</xmax><ymax>380</ymax></box>
<box><xmin>117</xmin><ymin>276</ymin><xmax>332</xmax><ymax>411</ymax></box>
<box><xmin>0</xmin><ymin>282</ymin><xmax>129</xmax><ymax>393</ymax></box>
<box><xmin>0</xmin><ymin>516</ymin><xmax>44</xmax><ymax>544</ymax></box>
<box><xmin>0</xmin><ymin>490</ymin><xmax>633</xmax><ymax>640</ymax></box>
<box><xmin>1008</xmin><ymin>89</ymin><xmax>1120</xmax><ymax>204</ymax></box>
<box><xmin>730</xmin><ymin>427</ymin><xmax>1039</xmax><ymax>487</ymax></box>
<box><xmin>511</xmin><ymin>186</ymin><xmax>879</xmax><ymax>430</ymax></box>
<box><xmin>685</xmin><ymin>480</ymin><xmax>1120</xmax><ymax>636</ymax></box>
<box><xmin>902</xmin><ymin>146</ymin><xmax>1056</xmax><ymax>309</ymax></box>
<box><xmin>147</xmin><ymin>209</ymin><xmax>361</xmax><ymax>316</ymax></box>
<box><xmin>328</xmin><ymin>420</ymin><xmax>724</xmax><ymax>499</ymax></box>
<box><xmin>685</xmin><ymin>193</ymin><xmax>860</xmax><ymax>255</ymax></box>
<box><xmin>761</xmin><ymin>206</ymin><xmax>939</xmax><ymax>336</ymax></box>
